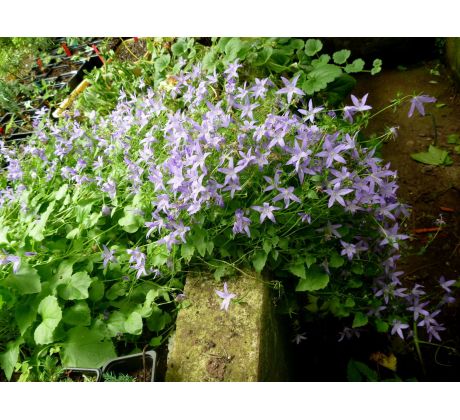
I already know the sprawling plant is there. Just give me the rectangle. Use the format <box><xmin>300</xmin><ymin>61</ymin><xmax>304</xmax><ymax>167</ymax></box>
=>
<box><xmin>0</xmin><ymin>56</ymin><xmax>451</xmax><ymax>380</ymax></box>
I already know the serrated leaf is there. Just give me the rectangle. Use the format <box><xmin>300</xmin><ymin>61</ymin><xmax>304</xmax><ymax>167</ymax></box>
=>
<box><xmin>296</xmin><ymin>266</ymin><xmax>329</xmax><ymax>292</ymax></box>
<box><xmin>305</xmin><ymin>39</ymin><xmax>323</xmax><ymax>56</ymax></box>
<box><xmin>61</xmin><ymin>326</ymin><xmax>116</xmax><ymax>368</ymax></box>
<box><xmin>333</xmin><ymin>49</ymin><xmax>351</xmax><ymax>64</ymax></box>
<box><xmin>352</xmin><ymin>312</ymin><xmax>368</xmax><ymax>328</ymax></box>
<box><xmin>124</xmin><ymin>311</ymin><xmax>143</xmax><ymax>335</ymax></box>
<box><xmin>411</xmin><ymin>145</ymin><xmax>452</xmax><ymax>166</ymax></box>
<box><xmin>6</xmin><ymin>264</ymin><xmax>41</xmax><ymax>295</ymax></box>
<box><xmin>345</xmin><ymin>58</ymin><xmax>365</xmax><ymax>73</ymax></box>
<box><xmin>62</xmin><ymin>302</ymin><xmax>91</xmax><ymax>326</ymax></box>
<box><xmin>34</xmin><ymin>296</ymin><xmax>62</xmax><ymax>345</ymax></box>
<box><xmin>58</xmin><ymin>271</ymin><xmax>92</xmax><ymax>300</ymax></box>
<box><xmin>252</xmin><ymin>250</ymin><xmax>268</xmax><ymax>273</ymax></box>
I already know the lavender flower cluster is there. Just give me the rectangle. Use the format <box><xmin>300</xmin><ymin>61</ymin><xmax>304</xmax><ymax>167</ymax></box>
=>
<box><xmin>0</xmin><ymin>60</ymin><xmax>454</xmax><ymax>342</ymax></box>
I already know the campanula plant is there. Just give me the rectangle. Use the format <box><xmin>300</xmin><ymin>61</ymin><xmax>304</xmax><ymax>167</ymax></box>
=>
<box><xmin>0</xmin><ymin>55</ymin><xmax>452</xmax><ymax>380</ymax></box>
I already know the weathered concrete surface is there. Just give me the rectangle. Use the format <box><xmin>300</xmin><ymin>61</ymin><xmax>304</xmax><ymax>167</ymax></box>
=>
<box><xmin>166</xmin><ymin>271</ymin><xmax>287</xmax><ymax>382</ymax></box>
<box><xmin>446</xmin><ymin>38</ymin><xmax>460</xmax><ymax>83</ymax></box>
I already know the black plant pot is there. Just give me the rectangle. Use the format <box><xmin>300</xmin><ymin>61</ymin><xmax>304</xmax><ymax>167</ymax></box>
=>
<box><xmin>60</xmin><ymin>367</ymin><xmax>102</xmax><ymax>382</ymax></box>
<box><xmin>101</xmin><ymin>351</ymin><xmax>157</xmax><ymax>382</ymax></box>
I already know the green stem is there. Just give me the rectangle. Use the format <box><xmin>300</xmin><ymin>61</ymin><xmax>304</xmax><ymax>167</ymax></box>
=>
<box><xmin>413</xmin><ymin>321</ymin><xmax>426</xmax><ymax>376</ymax></box>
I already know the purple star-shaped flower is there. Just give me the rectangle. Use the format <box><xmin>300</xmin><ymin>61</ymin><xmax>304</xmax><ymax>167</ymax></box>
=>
<box><xmin>408</xmin><ymin>95</ymin><xmax>436</xmax><ymax>118</ymax></box>
<box><xmin>438</xmin><ymin>275</ymin><xmax>456</xmax><ymax>293</ymax></box>
<box><xmin>391</xmin><ymin>319</ymin><xmax>409</xmax><ymax>339</ymax></box>
<box><xmin>272</xmin><ymin>186</ymin><xmax>301</xmax><ymax>208</ymax></box>
<box><xmin>298</xmin><ymin>99</ymin><xmax>324</xmax><ymax>123</ymax></box>
<box><xmin>276</xmin><ymin>74</ymin><xmax>305</xmax><ymax>103</ymax></box>
<box><xmin>251</xmin><ymin>202</ymin><xmax>281</xmax><ymax>223</ymax></box>
<box><xmin>215</xmin><ymin>282</ymin><xmax>237</xmax><ymax>311</ymax></box>
<box><xmin>102</xmin><ymin>245</ymin><xmax>117</xmax><ymax>268</ymax></box>
<box><xmin>325</xmin><ymin>184</ymin><xmax>354</xmax><ymax>208</ymax></box>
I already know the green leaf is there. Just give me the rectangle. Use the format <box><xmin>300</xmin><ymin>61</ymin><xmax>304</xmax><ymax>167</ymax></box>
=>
<box><xmin>6</xmin><ymin>264</ymin><xmax>41</xmax><ymax>295</ymax></box>
<box><xmin>124</xmin><ymin>311</ymin><xmax>143</xmax><ymax>335</ymax></box>
<box><xmin>447</xmin><ymin>134</ymin><xmax>460</xmax><ymax>144</ymax></box>
<box><xmin>285</xmin><ymin>38</ymin><xmax>304</xmax><ymax>51</ymax></box>
<box><xmin>303</xmin><ymin>64</ymin><xmax>342</xmax><ymax>94</ymax></box>
<box><xmin>88</xmin><ymin>280</ymin><xmax>105</xmax><ymax>302</ymax></box>
<box><xmin>329</xmin><ymin>253</ymin><xmax>345</xmax><ymax>268</ymax></box>
<box><xmin>326</xmin><ymin>74</ymin><xmax>357</xmax><ymax>105</ymax></box>
<box><xmin>351</xmin><ymin>264</ymin><xmax>364</xmax><ymax>275</ymax></box>
<box><xmin>411</xmin><ymin>145</ymin><xmax>453</xmax><ymax>166</ymax></box>
<box><xmin>0</xmin><ymin>225</ymin><xmax>9</xmax><ymax>244</ymax></box>
<box><xmin>171</xmin><ymin>39</ymin><xmax>188</xmax><ymax>56</ymax></box>
<box><xmin>106</xmin><ymin>282</ymin><xmax>127</xmax><ymax>301</ymax></box>
<box><xmin>154</xmin><ymin>54</ymin><xmax>171</xmax><ymax>73</ymax></box>
<box><xmin>252</xmin><ymin>250</ymin><xmax>268</xmax><ymax>273</ymax></box>
<box><xmin>28</xmin><ymin>201</ymin><xmax>56</xmax><ymax>241</ymax></box>
<box><xmin>345</xmin><ymin>58</ymin><xmax>365</xmax><ymax>73</ymax></box>
<box><xmin>0</xmin><ymin>338</ymin><xmax>23</xmax><ymax>381</ymax></box>
<box><xmin>253</xmin><ymin>47</ymin><xmax>273</xmax><ymax>66</ymax></box>
<box><xmin>118</xmin><ymin>210</ymin><xmax>144</xmax><ymax>233</ymax></box>
<box><xmin>305</xmin><ymin>39</ymin><xmax>323</xmax><ymax>56</ymax></box>
<box><xmin>55</xmin><ymin>184</ymin><xmax>68</xmax><ymax>200</ymax></box>
<box><xmin>352</xmin><ymin>312</ymin><xmax>369</xmax><ymax>328</ymax></box>
<box><xmin>62</xmin><ymin>302</ymin><xmax>91</xmax><ymax>326</ymax></box>
<box><xmin>289</xmin><ymin>262</ymin><xmax>306</xmax><ymax>279</ymax></box>
<box><xmin>455</xmin><ymin>145</ymin><xmax>460</xmax><ymax>154</ymax></box>
<box><xmin>296</xmin><ymin>266</ymin><xmax>330</xmax><ymax>292</ymax></box>
<box><xmin>58</xmin><ymin>271</ymin><xmax>92</xmax><ymax>300</ymax></box>
<box><xmin>224</xmin><ymin>38</ymin><xmax>242</xmax><ymax>61</ymax></box>
<box><xmin>15</xmin><ymin>299</ymin><xmax>38</xmax><ymax>335</ymax></box>
<box><xmin>147</xmin><ymin>307</ymin><xmax>171</xmax><ymax>333</ymax></box>
<box><xmin>347</xmin><ymin>359</ymin><xmax>378</xmax><ymax>382</ymax></box>
<box><xmin>61</xmin><ymin>326</ymin><xmax>116</xmax><ymax>368</ymax></box>
<box><xmin>202</xmin><ymin>50</ymin><xmax>217</xmax><ymax>71</ymax></box>
<box><xmin>333</xmin><ymin>49</ymin><xmax>351</xmax><ymax>64</ymax></box>
<box><xmin>305</xmin><ymin>254</ymin><xmax>316</xmax><ymax>268</ymax></box>
<box><xmin>66</xmin><ymin>227</ymin><xmax>80</xmax><ymax>239</ymax></box>
<box><xmin>34</xmin><ymin>296</ymin><xmax>62</xmax><ymax>345</ymax></box>
<box><xmin>375</xmin><ymin>319</ymin><xmax>389</xmax><ymax>333</ymax></box>
<box><xmin>181</xmin><ymin>243</ymin><xmax>195</xmax><ymax>263</ymax></box>
<box><xmin>371</xmin><ymin>58</ymin><xmax>382</xmax><ymax>75</ymax></box>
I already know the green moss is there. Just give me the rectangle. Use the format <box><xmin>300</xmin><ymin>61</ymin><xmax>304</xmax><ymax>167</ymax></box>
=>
<box><xmin>166</xmin><ymin>271</ymin><xmax>286</xmax><ymax>382</ymax></box>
